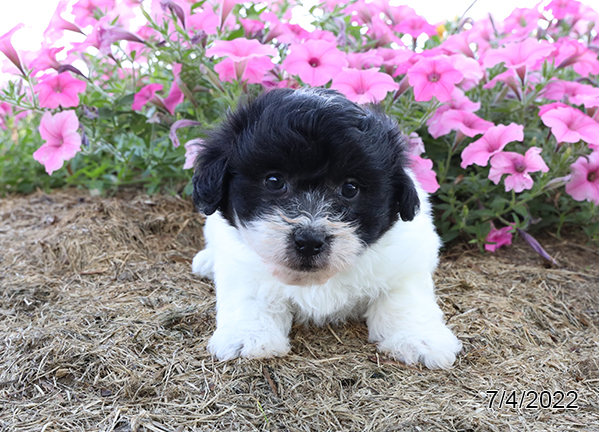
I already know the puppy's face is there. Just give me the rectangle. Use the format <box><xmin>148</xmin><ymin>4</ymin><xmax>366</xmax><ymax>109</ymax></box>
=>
<box><xmin>193</xmin><ymin>89</ymin><xmax>419</xmax><ymax>286</ymax></box>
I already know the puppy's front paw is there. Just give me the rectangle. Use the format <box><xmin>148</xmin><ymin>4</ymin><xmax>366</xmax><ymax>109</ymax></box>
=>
<box><xmin>192</xmin><ymin>249</ymin><xmax>214</xmax><ymax>279</ymax></box>
<box><xmin>207</xmin><ymin>327</ymin><xmax>290</xmax><ymax>361</ymax></box>
<box><xmin>377</xmin><ymin>325</ymin><xmax>462</xmax><ymax>370</ymax></box>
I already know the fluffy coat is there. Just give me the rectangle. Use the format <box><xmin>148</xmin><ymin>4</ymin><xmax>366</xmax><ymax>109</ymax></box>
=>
<box><xmin>191</xmin><ymin>88</ymin><xmax>461</xmax><ymax>369</ymax></box>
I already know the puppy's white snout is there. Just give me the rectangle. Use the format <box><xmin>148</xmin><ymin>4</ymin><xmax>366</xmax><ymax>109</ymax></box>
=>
<box><xmin>293</xmin><ymin>229</ymin><xmax>327</xmax><ymax>258</ymax></box>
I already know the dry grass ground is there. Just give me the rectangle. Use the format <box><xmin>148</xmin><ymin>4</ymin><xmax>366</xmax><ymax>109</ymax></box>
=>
<box><xmin>0</xmin><ymin>190</ymin><xmax>598</xmax><ymax>432</ymax></box>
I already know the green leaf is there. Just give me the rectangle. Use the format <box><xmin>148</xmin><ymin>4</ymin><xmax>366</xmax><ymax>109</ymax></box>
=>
<box><xmin>442</xmin><ymin>229</ymin><xmax>460</xmax><ymax>243</ymax></box>
<box><xmin>225</xmin><ymin>28</ymin><xmax>245</xmax><ymax>40</ymax></box>
<box><xmin>117</xmin><ymin>94</ymin><xmax>135</xmax><ymax>108</ymax></box>
<box><xmin>513</xmin><ymin>204</ymin><xmax>529</xmax><ymax>219</ymax></box>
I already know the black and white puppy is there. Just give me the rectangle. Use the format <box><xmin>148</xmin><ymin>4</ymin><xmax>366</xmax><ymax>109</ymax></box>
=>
<box><xmin>191</xmin><ymin>88</ymin><xmax>461</xmax><ymax>369</ymax></box>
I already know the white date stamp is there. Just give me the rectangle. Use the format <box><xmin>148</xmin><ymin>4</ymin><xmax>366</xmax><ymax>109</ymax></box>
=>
<box><xmin>486</xmin><ymin>390</ymin><xmax>579</xmax><ymax>410</ymax></box>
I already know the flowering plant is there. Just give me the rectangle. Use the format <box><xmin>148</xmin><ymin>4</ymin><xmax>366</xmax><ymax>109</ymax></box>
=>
<box><xmin>1</xmin><ymin>0</ymin><xmax>599</xmax><ymax>253</ymax></box>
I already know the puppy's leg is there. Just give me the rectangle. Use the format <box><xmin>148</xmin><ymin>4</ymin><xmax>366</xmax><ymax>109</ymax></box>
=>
<box><xmin>207</xmin><ymin>272</ymin><xmax>292</xmax><ymax>361</ymax></box>
<box><xmin>192</xmin><ymin>249</ymin><xmax>215</xmax><ymax>279</ymax></box>
<box><xmin>365</xmin><ymin>272</ymin><xmax>461</xmax><ymax>369</ymax></box>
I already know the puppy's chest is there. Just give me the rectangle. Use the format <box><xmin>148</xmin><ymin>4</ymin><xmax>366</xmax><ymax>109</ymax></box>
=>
<box><xmin>283</xmin><ymin>279</ymin><xmax>384</xmax><ymax>324</ymax></box>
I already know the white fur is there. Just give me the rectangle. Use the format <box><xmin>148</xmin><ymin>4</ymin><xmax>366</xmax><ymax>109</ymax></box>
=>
<box><xmin>192</xmin><ymin>182</ymin><xmax>462</xmax><ymax>369</ymax></box>
<box><xmin>237</xmin><ymin>197</ymin><xmax>363</xmax><ymax>286</ymax></box>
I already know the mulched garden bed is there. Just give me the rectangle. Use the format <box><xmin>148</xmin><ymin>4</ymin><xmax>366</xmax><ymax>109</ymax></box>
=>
<box><xmin>1</xmin><ymin>191</ymin><xmax>598</xmax><ymax>431</ymax></box>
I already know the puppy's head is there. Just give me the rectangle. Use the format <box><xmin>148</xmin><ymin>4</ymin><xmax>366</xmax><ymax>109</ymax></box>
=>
<box><xmin>193</xmin><ymin>88</ymin><xmax>419</xmax><ymax>286</ymax></box>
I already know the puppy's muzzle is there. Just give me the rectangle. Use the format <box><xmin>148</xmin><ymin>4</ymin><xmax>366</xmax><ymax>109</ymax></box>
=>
<box><xmin>293</xmin><ymin>229</ymin><xmax>327</xmax><ymax>258</ymax></box>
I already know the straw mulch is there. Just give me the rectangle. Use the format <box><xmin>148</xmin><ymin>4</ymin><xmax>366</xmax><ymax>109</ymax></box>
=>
<box><xmin>1</xmin><ymin>190</ymin><xmax>598</xmax><ymax>432</ymax></box>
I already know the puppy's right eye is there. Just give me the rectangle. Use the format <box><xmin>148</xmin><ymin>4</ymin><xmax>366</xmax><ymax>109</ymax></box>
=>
<box><xmin>265</xmin><ymin>174</ymin><xmax>286</xmax><ymax>191</ymax></box>
<box><xmin>341</xmin><ymin>181</ymin><xmax>359</xmax><ymax>199</ymax></box>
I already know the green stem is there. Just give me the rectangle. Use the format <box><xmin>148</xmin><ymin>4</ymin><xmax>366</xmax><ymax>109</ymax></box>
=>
<box><xmin>438</xmin><ymin>144</ymin><xmax>453</xmax><ymax>186</ymax></box>
<box><xmin>482</xmin><ymin>190</ymin><xmax>541</xmax><ymax>225</ymax></box>
<box><xmin>405</xmin><ymin>100</ymin><xmax>441</xmax><ymax>135</ymax></box>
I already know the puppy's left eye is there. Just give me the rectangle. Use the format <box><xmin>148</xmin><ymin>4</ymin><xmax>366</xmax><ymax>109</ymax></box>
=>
<box><xmin>265</xmin><ymin>174</ymin><xmax>286</xmax><ymax>191</ymax></box>
<box><xmin>341</xmin><ymin>181</ymin><xmax>359</xmax><ymax>199</ymax></box>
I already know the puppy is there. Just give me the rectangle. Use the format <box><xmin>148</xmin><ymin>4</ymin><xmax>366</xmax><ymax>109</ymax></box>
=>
<box><xmin>191</xmin><ymin>88</ymin><xmax>461</xmax><ymax>369</ymax></box>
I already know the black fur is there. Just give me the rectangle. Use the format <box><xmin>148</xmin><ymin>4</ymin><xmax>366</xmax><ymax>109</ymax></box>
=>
<box><xmin>192</xmin><ymin>88</ymin><xmax>420</xmax><ymax>246</ymax></box>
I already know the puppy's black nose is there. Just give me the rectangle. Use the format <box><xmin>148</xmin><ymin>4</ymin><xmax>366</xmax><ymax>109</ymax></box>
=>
<box><xmin>294</xmin><ymin>230</ymin><xmax>326</xmax><ymax>257</ymax></box>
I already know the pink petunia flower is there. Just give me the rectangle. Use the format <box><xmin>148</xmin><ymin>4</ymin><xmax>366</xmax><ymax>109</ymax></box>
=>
<box><xmin>300</xmin><ymin>30</ymin><xmax>337</xmax><ymax>44</ymax></box>
<box><xmin>261</xmin><ymin>12</ymin><xmax>298</xmax><ymax>44</ymax></box>
<box><xmin>410</xmin><ymin>155</ymin><xmax>440</xmax><ymax>194</ymax></box>
<box><xmin>545</xmin><ymin>0</ymin><xmax>582</xmax><ymax>19</ymax></box>
<box><xmin>28</xmin><ymin>46</ymin><xmax>64</xmax><ymax>73</ymax></box>
<box><xmin>566</xmin><ymin>150</ymin><xmax>599</xmax><ymax>205</ymax></box>
<box><xmin>483</xmin><ymin>68</ymin><xmax>521</xmax><ymax>95</ymax></box>
<box><xmin>552</xmin><ymin>38</ymin><xmax>599</xmax><ymax>77</ymax></box>
<box><xmin>163</xmin><ymin>63</ymin><xmax>185</xmax><ymax>115</ymax></box>
<box><xmin>571</xmin><ymin>95</ymin><xmax>599</xmax><ymax>110</ymax></box>
<box><xmin>72</xmin><ymin>0</ymin><xmax>115</xmax><ymax>27</ymax></box>
<box><xmin>538</xmin><ymin>102</ymin><xmax>569</xmax><ymax>117</ymax></box>
<box><xmin>346</xmin><ymin>0</ymin><xmax>380</xmax><ymax>24</ymax></box>
<box><xmin>207</xmin><ymin>38</ymin><xmax>276</xmax><ymax>81</ymax></box>
<box><xmin>465</xmin><ymin>17</ymin><xmax>493</xmax><ymax>55</ymax></box>
<box><xmin>483</xmin><ymin>39</ymin><xmax>554</xmax><ymax>70</ymax></box>
<box><xmin>482</xmin><ymin>39</ymin><xmax>554</xmax><ymax>80</ymax></box>
<box><xmin>485</xmin><ymin>66</ymin><xmax>542</xmax><ymax>95</ymax></box>
<box><xmin>214</xmin><ymin>56</ymin><xmax>274</xmax><ymax>84</ymax></box>
<box><xmin>97</xmin><ymin>25</ymin><xmax>145</xmax><ymax>56</ymax></box>
<box><xmin>132</xmin><ymin>83</ymin><xmax>164</xmax><ymax>111</ymax></box>
<box><xmin>489</xmin><ymin>147</ymin><xmax>549</xmax><ymax>193</ymax></box>
<box><xmin>69</xmin><ymin>15</ymin><xmax>144</xmax><ymax>56</ymax></box>
<box><xmin>183</xmin><ymin>138</ymin><xmax>205</xmax><ymax>170</ymax></box>
<box><xmin>448</xmin><ymin>89</ymin><xmax>481</xmax><ymax>112</ymax></box>
<box><xmin>188</xmin><ymin>8</ymin><xmax>220</xmax><ymax>35</ymax></box>
<box><xmin>406</xmin><ymin>132</ymin><xmax>425</xmax><ymax>156</ymax></box>
<box><xmin>381</xmin><ymin>4</ymin><xmax>417</xmax><ymax>25</ymax></box>
<box><xmin>278</xmin><ymin>23</ymin><xmax>312</xmax><ymax>44</ymax></box>
<box><xmin>367</xmin><ymin>16</ymin><xmax>404</xmax><ymax>47</ymax></box>
<box><xmin>461</xmin><ymin>123</ymin><xmax>524</xmax><ymax>169</ymax></box>
<box><xmin>0</xmin><ymin>103</ymin><xmax>11</xmax><ymax>130</ymax></box>
<box><xmin>442</xmin><ymin>110</ymin><xmax>493</xmax><ymax>137</ymax></box>
<box><xmin>0</xmin><ymin>102</ymin><xmax>27</xmax><ymax>130</ymax></box>
<box><xmin>34</xmin><ymin>72</ymin><xmax>87</xmax><ymax>109</ymax></box>
<box><xmin>542</xmin><ymin>80</ymin><xmax>599</xmax><ymax>105</ymax></box>
<box><xmin>0</xmin><ymin>23</ymin><xmax>25</xmax><ymax>75</ymax></box>
<box><xmin>388</xmin><ymin>49</ymin><xmax>417</xmax><ymax>77</ymax></box>
<box><xmin>218</xmin><ymin>0</ymin><xmax>244</xmax><ymax>30</ymax></box>
<box><xmin>540</xmin><ymin>106</ymin><xmax>599</xmax><ymax>146</ymax></box>
<box><xmin>239</xmin><ymin>18</ymin><xmax>265</xmax><ymax>36</ymax></box>
<box><xmin>484</xmin><ymin>225</ymin><xmax>513</xmax><ymax>252</ymax></box>
<box><xmin>282</xmin><ymin>40</ymin><xmax>348</xmax><ymax>87</ymax></box>
<box><xmin>571</xmin><ymin>5</ymin><xmax>599</xmax><ymax>37</ymax></box>
<box><xmin>426</xmin><ymin>88</ymin><xmax>481</xmax><ymax>138</ymax></box>
<box><xmin>447</xmin><ymin>54</ymin><xmax>483</xmax><ymax>90</ymax></box>
<box><xmin>346</xmin><ymin>52</ymin><xmax>384</xmax><ymax>70</ymax></box>
<box><xmin>43</xmin><ymin>0</ymin><xmax>85</xmax><ymax>45</ymax></box>
<box><xmin>331</xmin><ymin>68</ymin><xmax>398</xmax><ymax>104</ymax></box>
<box><xmin>169</xmin><ymin>119</ymin><xmax>201</xmax><ymax>148</ymax></box>
<box><xmin>558</xmin><ymin>81</ymin><xmax>599</xmax><ymax>109</ymax></box>
<box><xmin>440</xmin><ymin>33</ymin><xmax>475</xmax><ymax>58</ymax></box>
<box><xmin>376</xmin><ymin>48</ymin><xmax>413</xmax><ymax>75</ymax></box>
<box><xmin>503</xmin><ymin>7</ymin><xmax>545</xmax><ymax>36</ymax></box>
<box><xmin>33</xmin><ymin>111</ymin><xmax>82</xmax><ymax>175</ymax></box>
<box><xmin>161</xmin><ymin>0</ymin><xmax>187</xmax><ymax>28</ymax></box>
<box><xmin>148</xmin><ymin>0</ymin><xmax>190</xmax><ymax>28</ymax></box>
<box><xmin>394</xmin><ymin>15</ymin><xmax>437</xmax><ymax>38</ymax></box>
<box><xmin>206</xmin><ymin>38</ymin><xmax>276</xmax><ymax>61</ymax></box>
<box><xmin>407</xmin><ymin>56</ymin><xmax>463</xmax><ymax>102</ymax></box>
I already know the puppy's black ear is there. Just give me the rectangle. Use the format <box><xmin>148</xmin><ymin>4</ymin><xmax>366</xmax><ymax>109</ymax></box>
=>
<box><xmin>377</xmin><ymin>116</ymin><xmax>420</xmax><ymax>222</ymax></box>
<box><xmin>192</xmin><ymin>144</ymin><xmax>229</xmax><ymax>215</ymax></box>
<box><xmin>394</xmin><ymin>169</ymin><xmax>420</xmax><ymax>222</ymax></box>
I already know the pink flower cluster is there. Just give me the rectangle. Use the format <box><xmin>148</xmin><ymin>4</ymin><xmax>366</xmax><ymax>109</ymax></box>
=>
<box><xmin>0</xmin><ymin>0</ymin><xmax>598</xmax><ymax>232</ymax></box>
